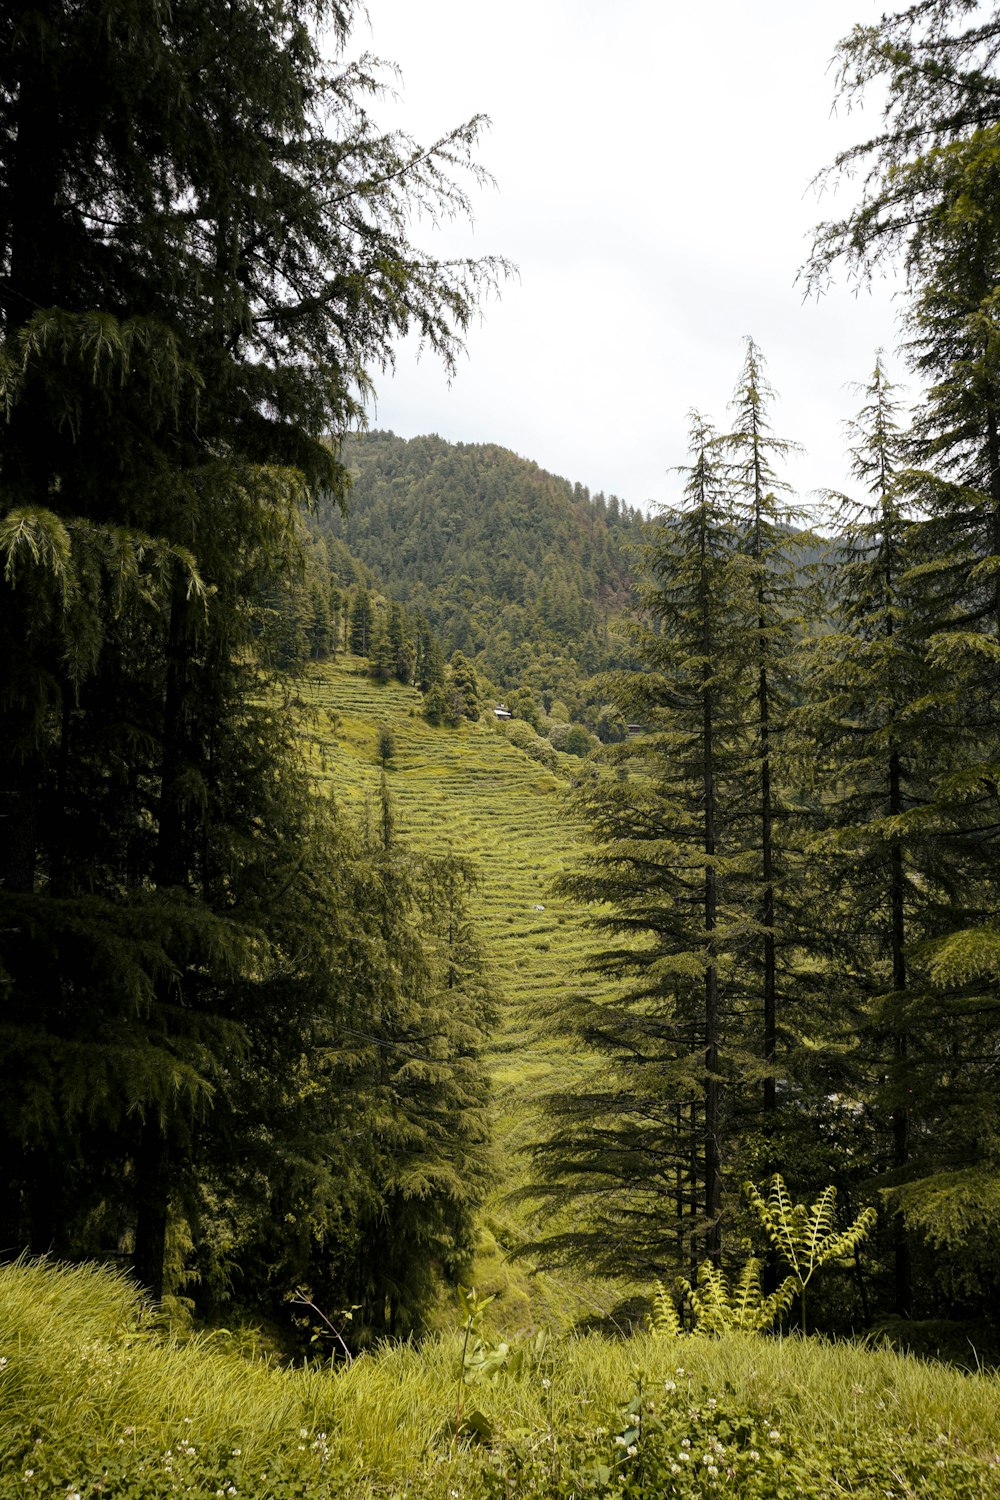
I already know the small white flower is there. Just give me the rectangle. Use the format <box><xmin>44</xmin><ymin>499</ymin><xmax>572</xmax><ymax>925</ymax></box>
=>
<box><xmin>670</xmin><ymin>1463</ymin><xmax>681</xmax><ymax>1475</ymax></box>
<box><xmin>769</xmin><ymin>1429</ymin><xmax>781</xmax><ymax>1444</ymax></box>
<box><xmin>678</xmin><ymin>1450</ymin><xmax>690</xmax><ymax>1462</ymax></box>
<box><xmin>541</xmin><ymin>1376</ymin><xmax>551</xmax><ymax>1389</ymax></box>
<box><xmin>183</xmin><ymin>1416</ymin><xmax>193</xmax><ymax>1425</ymax></box>
<box><xmin>22</xmin><ymin>1471</ymin><xmax>33</xmax><ymax>1481</ymax></box>
<box><xmin>681</xmin><ymin>1438</ymin><xmax>690</xmax><ymax>1449</ymax></box>
<box><xmin>0</xmin><ymin>1356</ymin><xmax>8</xmax><ymax>1368</ymax></box>
<box><xmin>232</xmin><ymin>1449</ymin><xmax>241</xmax><ymax>1457</ymax></box>
<box><xmin>299</xmin><ymin>1428</ymin><xmax>308</xmax><ymax>1439</ymax></box>
<box><xmin>707</xmin><ymin>1397</ymin><xmax>717</xmax><ymax>1408</ymax></box>
<box><xmin>626</xmin><ymin>1445</ymin><xmax>637</xmax><ymax>1458</ymax></box>
<box><xmin>748</xmin><ymin>1449</ymin><xmax>760</xmax><ymax>1462</ymax></box>
<box><xmin>664</xmin><ymin>1379</ymin><xmax>676</xmax><ymax>1393</ymax></box>
<box><xmin>708</xmin><ymin>1464</ymin><xmax>719</xmax><ymax>1478</ymax></box>
<box><xmin>614</xmin><ymin>1435</ymin><xmax>628</xmax><ymax>1447</ymax></box>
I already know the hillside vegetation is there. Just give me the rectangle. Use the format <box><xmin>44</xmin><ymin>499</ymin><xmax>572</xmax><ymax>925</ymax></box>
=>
<box><xmin>316</xmin><ymin>432</ymin><xmax>646</xmax><ymax>694</ymax></box>
<box><xmin>301</xmin><ymin>657</ymin><xmax>608</xmax><ymax>1169</ymax></box>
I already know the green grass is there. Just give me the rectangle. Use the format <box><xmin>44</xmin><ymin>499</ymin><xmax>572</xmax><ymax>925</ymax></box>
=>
<box><xmin>3</xmin><ymin>1258</ymin><xmax>999</xmax><ymax>1499</ymax></box>
<box><xmin>299</xmin><ymin>657</ymin><xmax>627</xmax><ymax>1329</ymax></box>
<box><xmin>300</xmin><ymin>659</ymin><xmax>609</xmax><ymax>1152</ymax></box>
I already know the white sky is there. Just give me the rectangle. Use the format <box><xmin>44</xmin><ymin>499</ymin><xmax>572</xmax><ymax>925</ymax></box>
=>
<box><xmin>352</xmin><ymin>0</ymin><xmax>906</xmax><ymax>515</ymax></box>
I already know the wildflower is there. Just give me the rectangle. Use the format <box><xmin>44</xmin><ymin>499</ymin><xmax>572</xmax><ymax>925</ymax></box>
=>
<box><xmin>708</xmin><ymin>1464</ymin><xmax>719</xmax><ymax>1478</ymax></box>
<box><xmin>541</xmin><ymin>1376</ymin><xmax>551</xmax><ymax>1389</ymax></box>
<box><xmin>232</xmin><ymin>1449</ymin><xmax>241</xmax><ymax>1457</ymax></box>
<box><xmin>678</xmin><ymin>1450</ymin><xmax>691</xmax><ymax>1462</ymax></box>
<box><xmin>299</xmin><ymin>1428</ymin><xmax>308</xmax><ymax>1439</ymax></box>
<box><xmin>614</xmin><ymin>1435</ymin><xmax>628</xmax><ymax>1448</ymax></box>
<box><xmin>0</xmin><ymin>1356</ymin><xmax>7</xmax><ymax>1368</ymax></box>
<box><xmin>664</xmin><ymin>1379</ymin><xmax>676</xmax><ymax>1393</ymax></box>
<box><xmin>183</xmin><ymin>1417</ymin><xmax>193</xmax><ymax>1425</ymax></box>
<box><xmin>707</xmin><ymin>1397</ymin><xmax>717</xmax><ymax>1408</ymax></box>
<box><xmin>681</xmin><ymin>1439</ymin><xmax>690</xmax><ymax>1449</ymax></box>
<box><xmin>23</xmin><ymin>1472</ymin><xmax>33</xmax><ymax>1481</ymax></box>
<box><xmin>769</xmin><ymin>1429</ymin><xmax>781</xmax><ymax>1444</ymax></box>
<box><xmin>626</xmin><ymin>1445</ymin><xmax>637</xmax><ymax>1458</ymax></box>
<box><xmin>748</xmin><ymin>1450</ymin><xmax>760</xmax><ymax>1462</ymax></box>
<box><xmin>670</xmin><ymin>1463</ymin><xmax>681</xmax><ymax>1475</ymax></box>
<box><xmin>226</xmin><ymin>1487</ymin><xmax>237</xmax><ymax>1497</ymax></box>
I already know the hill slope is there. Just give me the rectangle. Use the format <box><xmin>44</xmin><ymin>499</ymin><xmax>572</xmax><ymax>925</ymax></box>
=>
<box><xmin>316</xmin><ymin>431</ymin><xmax>646</xmax><ymax>690</ymax></box>
<box><xmin>302</xmin><ymin>657</ymin><xmax>607</xmax><ymax>1142</ymax></box>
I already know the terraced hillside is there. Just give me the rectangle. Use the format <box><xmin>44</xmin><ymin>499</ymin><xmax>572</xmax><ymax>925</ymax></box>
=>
<box><xmin>302</xmin><ymin>657</ymin><xmax>607</xmax><ymax>1159</ymax></box>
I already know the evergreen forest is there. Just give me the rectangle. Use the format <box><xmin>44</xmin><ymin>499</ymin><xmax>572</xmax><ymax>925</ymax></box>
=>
<box><xmin>5</xmin><ymin>2</ymin><xmax>1000</xmax><ymax>1497</ymax></box>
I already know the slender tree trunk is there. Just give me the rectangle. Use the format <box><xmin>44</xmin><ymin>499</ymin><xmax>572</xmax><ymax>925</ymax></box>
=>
<box><xmin>884</xmin><ymin>484</ymin><xmax>912</xmax><ymax>1318</ymax></box>
<box><xmin>888</xmin><ymin>751</ymin><xmax>911</xmax><ymax>1316</ymax></box>
<box><xmin>133</xmin><ymin>1119</ymin><xmax>169</xmax><ymax>1299</ymax></box>
<box><xmin>700</xmin><ymin>525</ymin><xmax>721</xmax><ymax>1263</ymax></box>
<box><xmin>758</xmin><ymin>649</ymin><xmax>776</xmax><ymax>1118</ymax></box>
<box><xmin>132</xmin><ymin>576</ymin><xmax>192</xmax><ymax>1295</ymax></box>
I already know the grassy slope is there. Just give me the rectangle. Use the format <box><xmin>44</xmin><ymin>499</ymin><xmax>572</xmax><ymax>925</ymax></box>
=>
<box><xmin>301</xmin><ymin>656</ymin><xmax>617</xmax><ymax>1326</ymax></box>
<box><xmin>301</xmin><ymin>657</ymin><xmax>604</xmax><ymax>1148</ymax></box>
<box><xmin>3</xmin><ymin>1259</ymin><xmax>999</xmax><ymax>1499</ymax></box>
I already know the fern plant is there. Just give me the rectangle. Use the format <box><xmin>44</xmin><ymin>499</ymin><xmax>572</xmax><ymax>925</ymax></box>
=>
<box><xmin>678</xmin><ymin>1259</ymin><xmax>797</xmax><ymax>1336</ymax></box>
<box><xmin>745</xmin><ymin>1174</ymin><xmax>877</xmax><ymax>1332</ymax></box>
<box><xmin>647</xmin><ymin>1278</ymin><xmax>682</xmax><ymax>1337</ymax></box>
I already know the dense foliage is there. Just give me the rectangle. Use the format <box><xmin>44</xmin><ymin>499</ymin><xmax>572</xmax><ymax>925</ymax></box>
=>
<box><xmin>316</xmin><ymin>430</ymin><xmax>646</xmax><ymax>713</ymax></box>
<box><xmin>524</xmin><ymin>1</ymin><xmax>1000</xmax><ymax>1335</ymax></box>
<box><xmin>0</xmin><ymin>0</ymin><xmax>499</xmax><ymax>1340</ymax></box>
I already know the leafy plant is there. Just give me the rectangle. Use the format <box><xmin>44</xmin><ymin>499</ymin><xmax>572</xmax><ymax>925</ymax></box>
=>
<box><xmin>453</xmin><ymin>1285</ymin><xmax>510</xmax><ymax>1446</ymax></box>
<box><xmin>648</xmin><ymin>1279</ymin><xmax>682</xmax><ymax>1337</ymax></box>
<box><xmin>745</xmin><ymin>1174</ymin><xmax>877</xmax><ymax>1332</ymax></box>
<box><xmin>677</xmin><ymin>1258</ymin><xmax>798</xmax><ymax>1336</ymax></box>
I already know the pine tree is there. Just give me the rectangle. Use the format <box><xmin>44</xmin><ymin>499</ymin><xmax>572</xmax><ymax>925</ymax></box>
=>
<box><xmin>718</xmin><ymin>339</ymin><xmax>812</xmax><ymax>1144</ymax></box>
<box><xmin>802</xmin><ymin>356</ymin><xmax>933</xmax><ymax>1313</ymax></box>
<box><xmin>0</xmin><ymin>0</ymin><xmax>504</xmax><ymax>1297</ymax></box>
<box><xmin>525</xmin><ymin>415</ymin><xmax>754</xmax><ymax>1274</ymax></box>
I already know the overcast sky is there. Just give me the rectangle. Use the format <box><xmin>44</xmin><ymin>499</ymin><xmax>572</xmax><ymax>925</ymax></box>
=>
<box><xmin>352</xmin><ymin>0</ymin><xmax>905</xmax><ymax>515</ymax></box>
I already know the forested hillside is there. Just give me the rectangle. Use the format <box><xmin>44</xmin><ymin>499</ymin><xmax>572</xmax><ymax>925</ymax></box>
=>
<box><xmin>317</xmin><ymin>431</ymin><xmax>646</xmax><ymax>689</ymax></box>
<box><xmin>9</xmin><ymin>4</ymin><xmax>1000</xmax><ymax>1495</ymax></box>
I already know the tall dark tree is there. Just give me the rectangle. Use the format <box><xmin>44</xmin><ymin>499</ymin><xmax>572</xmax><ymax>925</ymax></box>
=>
<box><xmin>0</xmin><ymin>0</ymin><xmax>503</xmax><ymax>1301</ymax></box>
<box><xmin>524</xmin><ymin>415</ymin><xmax>754</xmax><ymax>1274</ymax></box>
<box><xmin>719</xmin><ymin>339</ymin><xmax>811</xmax><ymax>1141</ymax></box>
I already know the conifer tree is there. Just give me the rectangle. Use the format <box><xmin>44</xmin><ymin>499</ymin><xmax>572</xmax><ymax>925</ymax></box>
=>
<box><xmin>718</xmin><ymin>340</ymin><xmax>811</xmax><ymax>1142</ymax></box>
<box><xmin>526</xmin><ymin>415</ymin><xmax>753</xmax><ymax>1273</ymax></box>
<box><xmin>803</xmin><ymin>356</ymin><xmax>931</xmax><ymax>1312</ymax></box>
<box><xmin>0</xmin><ymin>0</ymin><xmax>503</xmax><ymax>1297</ymax></box>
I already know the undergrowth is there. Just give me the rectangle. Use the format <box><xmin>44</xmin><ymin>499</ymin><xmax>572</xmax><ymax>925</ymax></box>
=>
<box><xmin>2</xmin><ymin>1259</ymin><xmax>1000</xmax><ymax>1498</ymax></box>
